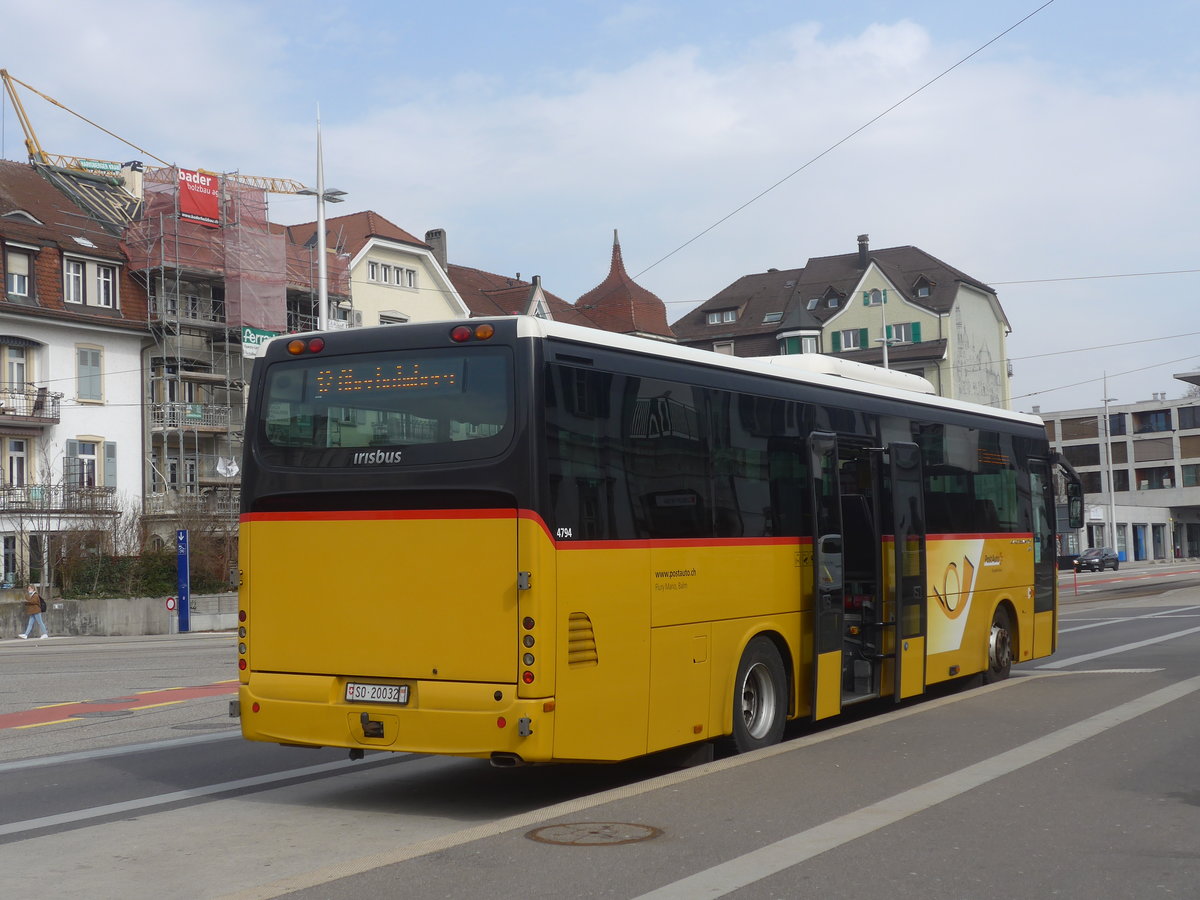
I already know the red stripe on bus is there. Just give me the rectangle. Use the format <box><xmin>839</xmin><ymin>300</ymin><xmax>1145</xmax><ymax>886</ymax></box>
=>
<box><xmin>557</xmin><ymin>536</ymin><xmax>806</xmax><ymax>551</ymax></box>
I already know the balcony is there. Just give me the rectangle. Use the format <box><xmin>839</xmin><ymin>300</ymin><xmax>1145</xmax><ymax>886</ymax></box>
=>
<box><xmin>144</xmin><ymin>490</ymin><xmax>240</xmax><ymax>517</ymax></box>
<box><xmin>0</xmin><ymin>483</ymin><xmax>117</xmax><ymax>513</ymax></box>
<box><xmin>150</xmin><ymin>402</ymin><xmax>233</xmax><ymax>431</ymax></box>
<box><xmin>0</xmin><ymin>385</ymin><xmax>63</xmax><ymax>424</ymax></box>
<box><xmin>149</xmin><ymin>296</ymin><xmax>227</xmax><ymax>327</ymax></box>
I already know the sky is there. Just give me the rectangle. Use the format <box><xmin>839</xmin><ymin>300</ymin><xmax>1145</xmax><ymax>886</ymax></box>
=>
<box><xmin>2</xmin><ymin>0</ymin><xmax>1199</xmax><ymax>413</ymax></box>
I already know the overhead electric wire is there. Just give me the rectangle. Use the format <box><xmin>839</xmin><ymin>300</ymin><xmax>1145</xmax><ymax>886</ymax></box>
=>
<box><xmin>632</xmin><ymin>1</ymin><xmax>1058</xmax><ymax>282</ymax></box>
<box><xmin>1007</xmin><ymin>353</ymin><xmax>1200</xmax><ymax>404</ymax></box>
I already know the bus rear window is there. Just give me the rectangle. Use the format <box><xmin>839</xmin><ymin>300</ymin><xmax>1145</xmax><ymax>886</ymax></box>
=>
<box><xmin>256</xmin><ymin>346</ymin><xmax>513</xmax><ymax>466</ymax></box>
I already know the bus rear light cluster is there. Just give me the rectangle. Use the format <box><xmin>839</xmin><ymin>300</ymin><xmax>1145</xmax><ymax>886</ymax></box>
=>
<box><xmin>238</xmin><ymin>609</ymin><xmax>248</xmax><ymax>670</ymax></box>
<box><xmin>450</xmin><ymin>323</ymin><xmax>495</xmax><ymax>343</ymax></box>
<box><xmin>520</xmin><ymin>615</ymin><xmax>536</xmax><ymax>684</ymax></box>
<box><xmin>287</xmin><ymin>337</ymin><xmax>325</xmax><ymax>355</ymax></box>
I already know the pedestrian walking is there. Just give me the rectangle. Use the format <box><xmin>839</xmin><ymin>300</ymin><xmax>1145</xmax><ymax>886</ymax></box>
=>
<box><xmin>18</xmin><ymin>583</ymin><xmax>49</xmax><ymax>639</ymax></box>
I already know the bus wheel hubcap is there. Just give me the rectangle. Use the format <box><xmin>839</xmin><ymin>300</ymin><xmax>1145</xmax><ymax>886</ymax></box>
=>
<box><xmin>741</xmin><ymin>662</ymin><xmax>777</xmax><ymax>739</ymax></box>
<box><xmin>989</xmin><ymin>624</ymin><xmax>1011</xmax><ymax>671</ymax></box>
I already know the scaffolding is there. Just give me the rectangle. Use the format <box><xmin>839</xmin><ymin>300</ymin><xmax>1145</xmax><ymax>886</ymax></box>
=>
<box><xmin>121</xmin><ymin>167</ymin><xmax>349</xmax><ymax>545</ymax></box>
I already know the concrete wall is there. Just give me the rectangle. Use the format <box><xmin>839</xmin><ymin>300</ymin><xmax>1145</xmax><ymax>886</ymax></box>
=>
<box><xmin>1</xmin><ymin>591</ymin><xmax>237</xmax><ymax>637</ymax></box>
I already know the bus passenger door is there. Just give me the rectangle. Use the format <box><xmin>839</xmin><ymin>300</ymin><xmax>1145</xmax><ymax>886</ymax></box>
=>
<box><xmin>809</xmin><ymin>432</ymin><xmax>843</xmax><ymax>721</ymax></box>
<box><xmin>889</xmin><ymin>442</ymin><xmax>927</xmax><ymax>701</ymax></box>
<box><xmin>1028</xmin><ymin>458</ymin><xmax>1057</xmax><ymax>657</ymax></box>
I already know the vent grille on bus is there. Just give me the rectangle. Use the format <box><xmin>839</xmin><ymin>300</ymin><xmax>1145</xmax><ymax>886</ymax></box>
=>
<box><xmin>567</xmin><ymin>612</ymin><xmax>598</xmax><ymax>667</ymax></box>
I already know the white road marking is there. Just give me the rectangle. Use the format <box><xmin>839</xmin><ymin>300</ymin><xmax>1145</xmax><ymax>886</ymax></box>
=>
<box><xmin>1058</xmin><ymin>605</ymin><xmax>1200</xmax><ymax>633</ymax></box>
<box><xmin>632</xmin><ymin>674</ymin><xmax>1200</xmax><ymax>899</ymax></box>
<box><xmin>0</xmin><ymin>756</ymin><xmax>400</xmax><ymax>838</ymax></box>
<box><xmin>0</xmin><ymin>731</ymin><xmax>241</xmax><ymax>774</ymax></box>
<box><xmin>1038</xmin><ymin>623</ymin><xmax>1200</xmax><ymax>669</ymax></box>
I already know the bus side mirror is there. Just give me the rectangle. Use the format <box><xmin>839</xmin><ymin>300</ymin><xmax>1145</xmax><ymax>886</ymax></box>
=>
<box><xmin>1067</xmin><ymin>481</ymin><xmax>1084</xmax><ymax>530</ymax></box>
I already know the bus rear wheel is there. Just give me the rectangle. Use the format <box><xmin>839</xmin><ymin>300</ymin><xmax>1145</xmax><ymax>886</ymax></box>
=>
<box><xmin>731</xmin><ymin>636</ymin><xmax>787</xmax><ymax>753</ymax></box>
<box><xmin>983</xmin><ymin>606</ymin><xmax>1013</xmax><ymax>683</ymax></box>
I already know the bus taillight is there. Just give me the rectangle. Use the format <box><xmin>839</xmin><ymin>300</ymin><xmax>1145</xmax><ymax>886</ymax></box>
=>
<box><xmin>286</xmin><ymin>337</ymin><xmax>325</xmax><ymax>355</ymax></box>
<box><xmin>450</xmin><ymin>323</ymin><xmax>496</xmax><ymax>343</ymax></box>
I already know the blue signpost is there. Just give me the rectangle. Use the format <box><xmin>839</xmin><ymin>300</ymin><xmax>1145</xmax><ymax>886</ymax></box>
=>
<box><xmin>177</xmin><ymin>528</ymin><xmax>191</xmax><ymax>633</ymax></box>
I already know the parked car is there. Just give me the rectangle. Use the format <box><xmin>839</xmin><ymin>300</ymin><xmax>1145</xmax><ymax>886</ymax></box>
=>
<box><xmin>1074</xmin><ymin>547</ymin><xmax>1119</xmax><ymax>572</ymax></box>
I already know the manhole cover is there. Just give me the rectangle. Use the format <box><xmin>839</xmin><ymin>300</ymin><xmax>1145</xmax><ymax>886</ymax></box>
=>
<box><xmin>526</xmin><ymin>823</ymin><xmax>662</xmax><ymax>846</ymax></box>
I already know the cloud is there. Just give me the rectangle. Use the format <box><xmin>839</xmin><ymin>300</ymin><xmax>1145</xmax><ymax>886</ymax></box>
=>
<box><xmin>4</xmin><ymin>5</ymin><xmax>1197</xmax><ymax>408</ymax></box>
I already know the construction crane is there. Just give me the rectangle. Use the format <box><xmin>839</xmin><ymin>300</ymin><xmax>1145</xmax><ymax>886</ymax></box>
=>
<box><xmin>1</xmin><ymin>69</ymin><xmax>309</xmax><ymax>194</ymax></box>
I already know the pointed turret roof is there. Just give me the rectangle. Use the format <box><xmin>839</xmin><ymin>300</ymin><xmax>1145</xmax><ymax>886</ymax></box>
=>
<box><xmin>575</xmin><ymin>230</ymin><xmax>674</xmax><ymax>340</ymax></box>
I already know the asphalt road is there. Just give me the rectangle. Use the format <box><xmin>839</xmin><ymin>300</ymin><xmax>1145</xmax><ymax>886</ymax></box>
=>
<box><xmin>2</xmin><ymin>572</ymin><xmax>1199</xmax><ymax>899</ymax></box>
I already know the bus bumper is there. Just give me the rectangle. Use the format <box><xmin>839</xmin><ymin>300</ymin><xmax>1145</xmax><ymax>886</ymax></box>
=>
<box><xmin>238</xmin><ymin>674</ymin><xmax>555</xmax><ymax>763</ymax></box>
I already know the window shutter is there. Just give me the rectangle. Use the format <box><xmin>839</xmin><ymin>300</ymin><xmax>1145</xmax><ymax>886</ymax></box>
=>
<box><xmin>104</xmin><ymin>442</ymin><xmax>117</xmax><ymax>487</ymax></box>
<box><xmin>862</xmin><ymin>291</ymin><xmax>870</xmax><ymax>307</ymax></box>
<box><xmin>912</xmin><ymin>321</ymin><xmax>922</xmax><ymax>343</ymax></box>
<box><xmin>859</xmin><ymin>328</ymin><xmax>868</xmax><ymax>349</ymax></box>
<box><xmin>64</xmin><ymin>439</ymin><xmax>79</xmax><ymax>482</ymax></box>
<box><xmin>885</xmin><ymin>325</ymin><xmax>893</xmax><ymax>340</ymax></box>
<box><xmin>832</xmin><ymin>331</ymin><xmax>841</xmax><ymax>352</ymax></box>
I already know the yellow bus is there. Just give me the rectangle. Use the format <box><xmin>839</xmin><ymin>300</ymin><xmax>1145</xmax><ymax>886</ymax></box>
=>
<box><xmin>235</xmin><ymin>317</ymin><xmax>1082</xmax><ymax>764</ymax></box>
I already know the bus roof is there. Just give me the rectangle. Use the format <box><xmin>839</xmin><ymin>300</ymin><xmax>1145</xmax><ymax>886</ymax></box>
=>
<box><xmin>512</xmin><ymin>316</ymin><xmax>1044</xmax><ymax>429</ymax></box>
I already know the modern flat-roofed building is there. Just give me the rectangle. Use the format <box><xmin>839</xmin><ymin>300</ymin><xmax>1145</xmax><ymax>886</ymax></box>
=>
<box><xmin>1038</xmin><ymin>374</ymin><xmax>1200</xmax><ymax>563</ymax></box>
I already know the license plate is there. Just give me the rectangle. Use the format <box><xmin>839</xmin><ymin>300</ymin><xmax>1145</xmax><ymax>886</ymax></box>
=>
<box><xmin>345</xmin><ymin>682</ymin><xmax>409</xmax><ymax>704</ymax></box>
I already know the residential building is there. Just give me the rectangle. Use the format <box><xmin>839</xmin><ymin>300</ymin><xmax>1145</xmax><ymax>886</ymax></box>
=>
<box><xmin>1039</xmin><ymin>377</ymin><xmax>1200</xmax><ymax>562</ymax></box>
<box><xmin>286</xmin><ymin>213</ymin><xmax>466</xmax><ymax>327</ymax></box>
<box><xmin>0</xmin><ymin>158</ymin><xmax>147</xmax><ymax>584</ymax></box>
<box><xmin>673</xmin><ymin>234</ymin><xmax>1012</xmax><ymax>407</ymax></box>
<box><xmin>425</xmin><ymin>227</ymin><xmax>670</xmax><ymax>337</ymax></box>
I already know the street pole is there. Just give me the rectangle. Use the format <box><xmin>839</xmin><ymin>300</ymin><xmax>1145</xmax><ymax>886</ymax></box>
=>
<box><xmin>1102</xmin><ymin>373</ymin><xmax>1118</xmax><ymax>555</ymax></box>
<box><xmin>315</xmin><ymin>113</ymin><xmax>329</xmax><ymax>331</ymax></box>
<box><xmin>298</xmin><ymin>108</ymin><xmax>345</xmax><ymax>333</ymax></box>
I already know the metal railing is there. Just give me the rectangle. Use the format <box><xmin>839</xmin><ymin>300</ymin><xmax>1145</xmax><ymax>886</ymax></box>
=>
<box><xmin>148</xmin><ymin>296</ymin><xmax>227</xmax><ymax>325</ymax></box>
<box><xmin>144</xmin><ymin>490</ymin><xmax>240</xmax><ymax>516</ymax></box>
<box><xmin>0</xmin><ymin>483</ymin><xmax>117</xmax><ymax>513</ymax></box>
<box><xmin>0</xmin><ymin>385</ymin><xmax>62</xmax><ymax>420</ymax></box>
<box><xmin>150</xmin><ymin>403</ymin><xmax>233</xmax><ymax>429</ymax></box>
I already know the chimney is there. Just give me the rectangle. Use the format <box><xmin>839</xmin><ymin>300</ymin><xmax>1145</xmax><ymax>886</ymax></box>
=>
<box><xmin>857</xmin><ymin>234</ymin><xmax>869</xmax><ymax>269</ymax></box>
<box><xmin>425</xmin><ymin>228</ymin><xmax>448</xmax><ymax>271</ymax></box>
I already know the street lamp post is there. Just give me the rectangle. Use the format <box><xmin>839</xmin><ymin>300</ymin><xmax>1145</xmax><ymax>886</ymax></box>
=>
<box><xmin>870</xmin><ymin>288</ymin><xmax>897</xmax><ymax>368</ymax></box>
<box><xmin>296</xmin><ymin>111</ymin><xmax>346</xmax><ymax>331</ymax></box>
<box><xmin>1102</xmin><ymin>373</ymin><xmax>1118</xmax><ymax>554</ymax></box>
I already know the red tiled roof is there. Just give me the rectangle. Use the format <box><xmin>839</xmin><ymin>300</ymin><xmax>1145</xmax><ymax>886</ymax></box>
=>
<box><xmin>575</xmin><ymin>232</ymin><xmax>673</xmax><ymax>338</ymax></box>
<box><xmin>446</xmin><ymin>264</ymin><xmax>591</xmax><ymax>324</ymax></box>
<box><xmin>285</xmin><ymin>210</ymin><xmax>428</xmax><ymax>256</ymax></box>
<box><xmin>0</xmin><ymin>159</ymin><xmax>148</xmax><ymax>330</ymax></box>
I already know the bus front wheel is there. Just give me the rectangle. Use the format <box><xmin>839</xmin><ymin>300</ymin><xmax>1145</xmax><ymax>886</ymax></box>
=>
<box><xmin>731</xmin><ymin>636</ymin><xmax>787</xmax><ymax>753</ymax></box>
<box><xmin>983</xmin><ymin>606</ymin><xmax>1013</xmax><ymax>683</ymax></box>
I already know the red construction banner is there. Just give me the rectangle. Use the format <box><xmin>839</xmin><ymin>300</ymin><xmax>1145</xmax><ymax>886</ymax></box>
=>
<box><xmin>178</xmin><ymin>168</ymin><xmax>220</xmax><ymax>228</ymax></box>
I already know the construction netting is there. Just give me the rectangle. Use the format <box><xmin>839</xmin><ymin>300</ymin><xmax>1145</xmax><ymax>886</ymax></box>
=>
<box><xmin>122</xmin><ymin>167</ymin><xmax>348</xmax><ymax>333</ymax></box>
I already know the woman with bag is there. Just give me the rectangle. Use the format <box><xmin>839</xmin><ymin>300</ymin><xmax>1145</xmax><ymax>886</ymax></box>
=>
<box><xmin>18</xmin><ymin>583</ymin><xmax>49</xmax><ymax>639</ymax></box>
